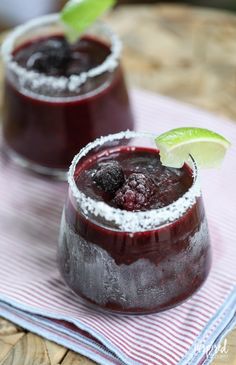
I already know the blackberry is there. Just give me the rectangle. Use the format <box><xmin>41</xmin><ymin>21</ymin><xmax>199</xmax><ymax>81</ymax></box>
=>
<box><xmin>27</xmin><ymin>39</ymin><xmax>71</xmax><ymax>75</ymax></box>
<box><xmin>93</xmin><ymin>161</ymin><xmax>125</xmax><ymax>194</ymax></box>
<box><xmin>114</xmin><ymin>173</ymin><xmax>157</xmax><ymax>211</ymax></box>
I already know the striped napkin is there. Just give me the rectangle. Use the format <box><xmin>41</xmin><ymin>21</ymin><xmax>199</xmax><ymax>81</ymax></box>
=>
<box><xmin>0</xmin><ymin>89</ymin><xmax>236</xmax><ymax>365</ymax></box>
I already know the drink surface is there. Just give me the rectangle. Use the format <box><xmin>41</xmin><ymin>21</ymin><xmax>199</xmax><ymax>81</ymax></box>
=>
<box><xmin>13</xmin><ymin>35</ymin><xmax>110</xmax><ymax>79</ymax></box>
<box><xmin>75</xmin><ymin>146</ymin><xmax>193</xmax><ymax>211</ymax></box>
<box><xmin>59</xmin><ymin>146</ymin><xmax>211</xmax><ymax>314</ymax></box>
<box><xmin>3</xmin><ymin>35</ymin><xmax>134</xmax><ymax>171</ymax></box>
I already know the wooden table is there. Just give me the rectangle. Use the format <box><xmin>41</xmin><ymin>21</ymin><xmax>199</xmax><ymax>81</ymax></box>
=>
<box><xmin>0</xmin><ymin>4</ymin><xmax>236</xmax><ymax>364</ymax></box>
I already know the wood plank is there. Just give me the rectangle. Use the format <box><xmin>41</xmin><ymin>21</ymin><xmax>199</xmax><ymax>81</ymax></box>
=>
<box><xmin>61</xmin><ymin>351</ymin><xmax>97</xmax><ymax>365</ymax></box>
<box><xmin>0</xmin><ymin>333</ymin><xmax>25</xmax><ymax>364</ymax></box>
<box><xmin>213</xmin><ymin>328</ymin><xmax>236</xmax><ymax>365</ymax></box>
<box><xmin>0</xmin><ymin>333</ymin><xmax>51</xmax><ymax>365</ymax></box>
<box><xmin>0</xmin><ymin>319</ymin><xmax>21</xmax><ymax>336</ymax></box>
<box><xmin>106</xmin><ymin>4</ymin><xmax>236</xmax><ymax>121</ymax></box>
<box><xmin>45</xmin><ymin>340</ymin><xmax>68</xmax><ymax>365</ymax></box>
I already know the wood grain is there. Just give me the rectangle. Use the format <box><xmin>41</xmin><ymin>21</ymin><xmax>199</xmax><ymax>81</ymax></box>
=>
<box><xmin>61</xmin><ymin>352</ymin><xmax>97</xmax><ymax>365</ymax></box>
<box><xmin>45</xmin><ymin>340</ymin><xmax>68</xmax><ymax>365</ymax></box>
<box><xmin>105</xmin><ymin>4</ymin><xmax>236</xmax><ymax>121</ymax></box>
<box><xmin>0</xmin><ymin>4</ymin><xmax>236</xmax><ymax>364</ymax></box>
<box><xmin>213</xmin><ymin>330</ymin><xmax>236</xmax><ymax>365</ymax></box>
<box><xmin>0</xmin><ymin>333</ymin><xmax>25</xmax><ymax>363</ymax></box>
<box><xmin>0</xmin><ymin>320</ymin><xmax>20</xmax><ymax>336</ymax></box>
<box><xmin>1</xmin><ymin>333</ymin><xmax>52</xmax><ymax>365</ymax></box>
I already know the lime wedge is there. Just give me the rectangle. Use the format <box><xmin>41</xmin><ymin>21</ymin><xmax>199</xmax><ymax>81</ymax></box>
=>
<box><xmin>61</xmin><ymin>0</ymin><xmax>116</xmax><ymax>43</ymax></box>
<box><xmin>155</xmin><ymin>127</ymin><xmax>231</xmax><ymax>168</ymax></box>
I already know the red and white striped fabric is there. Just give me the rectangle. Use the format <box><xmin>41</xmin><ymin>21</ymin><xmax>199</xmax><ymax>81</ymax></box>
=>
<box><xmin>0</xmin><ymin>89</ymin><xmax>236</xmax><ymax>365</ymax></box>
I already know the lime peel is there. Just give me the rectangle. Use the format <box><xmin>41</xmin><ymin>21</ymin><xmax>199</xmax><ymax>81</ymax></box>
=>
<box><xmin>155</xmin><ymin>127</ymin><xmax>231</xmax><ymax>169</ymax></box>
<box><xmin>61</xmin><ymin>0</ymin><xmax>116</xmax><ymax>43</ymax></box>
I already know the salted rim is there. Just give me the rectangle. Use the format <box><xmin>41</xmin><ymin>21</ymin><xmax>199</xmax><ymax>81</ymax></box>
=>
<box><xmin>68</xmin><ymin>130</ymin><xmax>202</xmax><ymax>232</ymax></box>
<box><xmin>1</xmin><ymin>13</ymin><xmax>122</xmax><ymax>93</ymax></box>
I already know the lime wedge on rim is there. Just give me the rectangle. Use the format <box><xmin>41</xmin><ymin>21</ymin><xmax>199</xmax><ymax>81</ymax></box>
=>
<box><xmin>155</xmin><ymin>127</ymin><xmax>231</xmax><ymax>168</ymax></box>
<box><xmin>61</xmin><ymin>0</ymin><xmax>116</xmax><ymax>43</ymax></box>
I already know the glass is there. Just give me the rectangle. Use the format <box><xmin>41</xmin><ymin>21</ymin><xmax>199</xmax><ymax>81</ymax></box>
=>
<box><xmin>1</xmin><ymin>14</ymin><xmax>134</xmax><ymax>179</ymax></box>
<box><xmin>58</xmin><ymin>131</ymin><xmax>212</xmax><ymax>314</ymax></box>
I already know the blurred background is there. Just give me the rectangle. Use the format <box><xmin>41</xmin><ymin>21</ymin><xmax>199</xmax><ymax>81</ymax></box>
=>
<box><xmin>1</xmin><ymin>0</ymin><xmax>236</xmax><ymax>121</ymax></box>
<box><xmin>118</xmin><ymin>0</ymin><xmax>236</xmax><ymax>9</ymax></box>
<box><xmin>0</xmin><ymin>0</ymin><xmax>236</xmax><ymax>30</ymax></box>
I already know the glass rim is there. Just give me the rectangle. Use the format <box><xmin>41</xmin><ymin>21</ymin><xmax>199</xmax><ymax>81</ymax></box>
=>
<box><xmin>68</xmin><ymin>130</ymin><xmax>201</xmax><ymax>233</ymax></box>
<box><xmin>1</xmin><ymin>13</ymin><xmax>122</xmax><ymax>93</ymax></box>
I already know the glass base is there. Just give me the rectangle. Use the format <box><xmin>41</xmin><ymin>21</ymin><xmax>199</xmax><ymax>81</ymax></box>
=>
<box><xmin>58</xmin><ymin>211</ymin><xmax>212</xmax><ymax>315</ymax></box>
<box><xmin>61</xmin><ymin>271</ymin><xmax>210</xmax><ymax>316</ymax></box>
<box><xmin>4</xmin><ymin>143</ymin><xmax>67</xmax><ymax>180</ymax></box>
